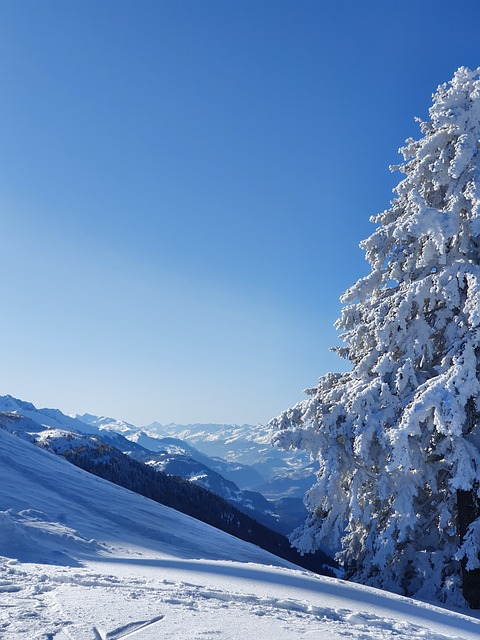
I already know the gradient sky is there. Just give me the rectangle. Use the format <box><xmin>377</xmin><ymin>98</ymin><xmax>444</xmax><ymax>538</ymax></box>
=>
<box><xmin>1</xmin><ymin>0</ymin><xmax>480</xmax><ymax>425</ymax></box>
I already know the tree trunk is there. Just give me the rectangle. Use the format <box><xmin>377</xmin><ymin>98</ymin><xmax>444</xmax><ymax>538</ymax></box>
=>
<box><xmin>457</xmin><ymin>490</ymin><xmax>480</xmax><ymax>608</ymax></box>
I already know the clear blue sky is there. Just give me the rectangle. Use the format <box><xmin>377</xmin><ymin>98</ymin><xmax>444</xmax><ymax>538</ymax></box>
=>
<box><xmin>1</xmin><ymin>0</ymin><xmax>479</xmax><ymax>425</ymax></box>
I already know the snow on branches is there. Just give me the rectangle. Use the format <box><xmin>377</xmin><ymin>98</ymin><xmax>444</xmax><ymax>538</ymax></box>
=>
<box><xmin>272</xmin><ymin>67</ymin><xmax>480</xmax><ymax>607</ymax></box>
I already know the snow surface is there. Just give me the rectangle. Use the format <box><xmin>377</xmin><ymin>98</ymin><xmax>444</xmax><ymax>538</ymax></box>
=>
<box><xmin>1</xmin><ymin>429</ymin><xmax>480</xmax><ymax>639</ymax></box>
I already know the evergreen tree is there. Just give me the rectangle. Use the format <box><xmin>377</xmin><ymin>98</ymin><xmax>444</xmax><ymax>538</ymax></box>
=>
<box><xmin>272</xmin><ymin>67</ymin><xmax>480</xmax><ymax>607</ymax></box>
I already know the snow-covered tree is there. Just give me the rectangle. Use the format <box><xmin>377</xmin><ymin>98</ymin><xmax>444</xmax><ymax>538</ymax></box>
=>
<box><xmin>272</xmin><ymin>67</ymin><xmax>480</xmax><ymax>608</ymax></box>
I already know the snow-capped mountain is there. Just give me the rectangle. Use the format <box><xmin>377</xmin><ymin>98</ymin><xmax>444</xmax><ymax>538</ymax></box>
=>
<box><xmin>2</xmin><ymin>426</ymin><xmax>480</xmax><ymax>639</ymax></box>
<box><xmin>76</xmin><ymin>412</ymin><xmax>138</xmax><ymax>435</ymax></box>
<box><xmin>0</xmin><ymin>395</ymin><xmax>101</xmax><ymax>435</ymax></box>
<box><xmin>76</xmin><ymin>414</ymin><xmax>268</xmax><ymax>489</ymax></box>
<box><xmin>76</xmin><ymin>411</ymin><xmax>309</xmax><ymax>531</ymax></box>
<box><xmin>0</xmin><ymin>410</ymin><xmax>103</xmax><ymax>454</ymax></box>
<box><xmin>129</xmin><ymin>432</ymin><xmax>265</xmax><ymax>489</ymax></box>
<box><xmin>133</xmin><ymin>449</ymin><xmax>297</xmax><ymax>534</ymax></box>
<box><xmin>144</xmin><ymin>421</ymin><xmax>317</xmax><ymax>499</ymax></box>
<box><xmin>75</xmin><ymin>413</ymin><xmax>316</xmax><ymax>500</ymax></box>
<box><xmin>0</xmin><ymin>396</ymin><xmax>150</xmax><ymax>459</ymax></box>
<box><xmin>145</xmin><ymin>421</ymin><xmax>280</xmax><ymax>468</ymax></box>
<box><xmin>109</xmin><ymin>434</ymin><xmax>306</xmax><ymax>534</ymax></box>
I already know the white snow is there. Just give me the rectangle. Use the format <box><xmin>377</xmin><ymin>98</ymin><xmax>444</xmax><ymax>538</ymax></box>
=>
<box><xmin>1</xmin><ymin>428</ymin><xmax>480</xmax><ymax>639</ymax></box>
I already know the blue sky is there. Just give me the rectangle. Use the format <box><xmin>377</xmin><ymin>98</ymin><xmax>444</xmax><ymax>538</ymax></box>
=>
<box><xmin>1</xmin><ymin>0</ymin><xmax>480</xmax><ymax>425</ymax></box>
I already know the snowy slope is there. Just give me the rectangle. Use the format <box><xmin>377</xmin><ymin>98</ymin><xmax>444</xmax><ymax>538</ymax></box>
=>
<box><xmin>2</xmin><ymin>429</ymin><xmax>480</xmax><ymax>639</ymax></box>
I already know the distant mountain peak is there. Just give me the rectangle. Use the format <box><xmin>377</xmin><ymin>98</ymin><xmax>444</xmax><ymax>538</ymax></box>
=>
<box><xmin>75</xmin><ymin>413</ymin><xmax>138</xmax><ymax>434</ymax></box>
<box><xmin>0</xmin><ymin>394</ymin><xmax>37</xmax><ymax>413</ymax></box>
